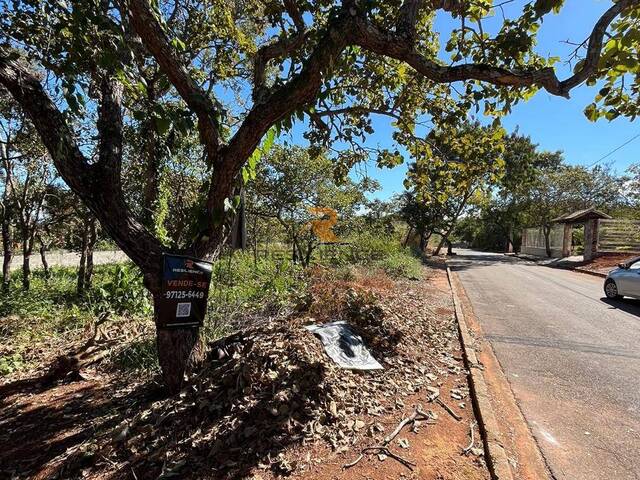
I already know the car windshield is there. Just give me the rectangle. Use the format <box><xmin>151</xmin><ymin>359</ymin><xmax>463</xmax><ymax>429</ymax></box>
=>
<box><xmin>621</xmin><ymin>256</ymin><xmax>640</xmax><ymax>269</ymax></box>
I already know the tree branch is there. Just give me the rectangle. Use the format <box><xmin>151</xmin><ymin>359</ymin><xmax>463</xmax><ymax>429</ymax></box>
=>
<box><xmin>397</xmin><ymin>0</ymin><xmax>423</xmax><ymax>44</ymax></box>
<box><xmin>95</xmin><ymin>76</ymin><xmax>124</xmax><ymax>185</ymax></box>
<box><xmin>558</xmin><ymin>0</ymin><xmax>633</xmax><ymax>93</ymax></box>
<box><xmin>0</xmin><ymin>51</ymin><xmax>166</xmax><ymax>282</ymax></box>
<box><xmin>253</xmin><ymin>31</ymin><xmax>307</xmax><ymax>100</ymax></box>
<box><xmin>192</xmin><ymin>9</ymin><xmax>354</xmax><ymax>255</ymax></box>
<box><xmin>351</xmin><ymin>0</ymin><xmax>639</xmax><ymax>98</ymax></box>
<box><xmin>253</xmin><ymin>0</ymin><xmax>308</xmax><ymax>98</ymax></box>
<box><xmin>283</xmin><ymin>0</ymin><xmax>305</xmax><ymax>32</ymax></box>
<box><xmin>124</xmin><ymin>0</ymin><xmax>220</xmax><ymax>157</ymax></box>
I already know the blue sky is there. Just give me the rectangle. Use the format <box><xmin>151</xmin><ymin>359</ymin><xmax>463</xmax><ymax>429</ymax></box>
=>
<box><xmin>289</xmin><ymin>1</ymin><xmax>639</xmax><ymax>200</ymax></box>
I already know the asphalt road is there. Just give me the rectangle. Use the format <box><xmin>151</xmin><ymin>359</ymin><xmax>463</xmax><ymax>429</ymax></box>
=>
<box><xmin>449</xmin><ymin>250</ymin><xmax>640</xmax><ymax>480</ymax></box>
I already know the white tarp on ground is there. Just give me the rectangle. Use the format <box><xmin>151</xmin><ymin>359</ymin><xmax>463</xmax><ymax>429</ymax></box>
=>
<box><xmin>304</xmin><ymin>320</ymin><xmax>383</xmax><ymax>370</ymax></box>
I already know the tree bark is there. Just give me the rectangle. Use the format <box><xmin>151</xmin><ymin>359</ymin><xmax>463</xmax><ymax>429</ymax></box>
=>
<box><xmin>77</xmin><ymin>220</ymin><xmax>89</xmax><ymax>296</ymax></box>
<box><xmin>403</xmin><ymin>226</ymin><xmax>413</xmax><ymax>248</ymax></box>
<box><xmin>1</xmin><ymin>208</ymin><xmax>12</xmax><ymax>291</ymax></box>
<box><xmin>142</xmin><ymin>84</ymin><xmax>161</xmax><ymax>227</ymax></box>
<box><xmin>85</xmin><ymin>217</ymin><xmax>97</xmax><ymax>289</ymax></box>
<box><xmin>506</xmin><ymin>224</ymin><xmax>514</xmax><ymax>253</ymax></box>
<box><xmin>1</xmin><ymin>145</ymin><xmax>14</xmax><ymax>291</ymax></box>
<box><xmin>39</xmin><ymin>238</ymin><xmax>50</xmax><ymax>280</ymax></box>
<box><xmin>22</xmin><ymin>235</ymin><xmax>32</xmax><ymax>290</ymax></box>
<box><xmin>543</xmin><ymin>224</ymin><xmax>552</xmax><ymax>258</ymax></box>
<box><xmin>419</xmin><ymin>230</ymin><xmax>430</xmax><ymax>252</ymax></box>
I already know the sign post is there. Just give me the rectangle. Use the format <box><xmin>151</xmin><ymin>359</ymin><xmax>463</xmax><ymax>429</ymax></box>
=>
<box><xmin>157</xmin><ymin>254</ymin><xmax>213</xmax><ymax>328</ymax></box>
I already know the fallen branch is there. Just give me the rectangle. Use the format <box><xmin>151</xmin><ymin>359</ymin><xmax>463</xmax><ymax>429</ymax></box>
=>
<box><xmin>362</xmin><ymin>446</ymin><xmax>416</xmax><ymax>470</ymax></box>
<box><xmin>344</xmin><ymin>405</ymin><xmax>431</xmax><ymax>470</ymax></box>
<box><xmin>462</xmin><ymin>421</ymin><xmax>477</xmax><ymax>455</ymax></box>
<box><xmin>342</xmin><ymin>453</ymin><xmax>364</xmax><ymax>468</ymax></box>
<box><xmin>436</xmin><ymin>397</ymin><xmax>462</xmax><ymax>421</ymax></box>
<box><xmin>383</xmin><ymin>405</ymin><xmax>434</xmax><ymax>444</ymax></box>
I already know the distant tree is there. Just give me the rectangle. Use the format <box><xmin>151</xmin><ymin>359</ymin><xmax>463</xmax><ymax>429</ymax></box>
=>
<box><xmin>401</xmin><ymin>122</ymin><xmax>505</xmax><ymax>254</ymax></box>
<box><xmin>523</xmin><ymin>164</ymin><xmax>625</xmax><ymax>256</ymax></box>
<box><xmin>0</xmin><ymin>91</ymin><xmax>20</xmax><ymax>291</ymax></box>
<box><xmin>0</xmin><ymin>95</ymin><xmax>55</xmax><ymax>290</ymax></box>
<box><xmin>363</xmin><ymin>199</ymin><xmax>398</xmax><ymax>237</ymax></box>
<box><xmin>248</xmin><ymin>146</ymin><xmax>375</xmax><ymax>267</ymax></box>
<box><xmin>491</xmin><ymin>133</ymin><xmax>563</xmax><ymax>251</ymax></box>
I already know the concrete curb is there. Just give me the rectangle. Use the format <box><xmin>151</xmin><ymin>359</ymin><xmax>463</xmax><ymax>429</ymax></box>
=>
<box><xmin>572</xmin><ymin>267</ymin><xmax>607</xmax><ymax>278</ymax></box>
<box><xmin>446</xmin><ymin>265</ymin><xmax>514</xmax><ymax>480</ymax></box>
<box><xmin>511</xmin><ymin>252</ymin><xmax>608</xmax><ymax>278</ymax></box>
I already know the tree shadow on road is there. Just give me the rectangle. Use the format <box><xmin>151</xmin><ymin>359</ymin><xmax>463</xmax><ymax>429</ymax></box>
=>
<box><xmin>447</xmin><ymin>251</ymin><xmax>526</xmax><ymax>271</ymax></box>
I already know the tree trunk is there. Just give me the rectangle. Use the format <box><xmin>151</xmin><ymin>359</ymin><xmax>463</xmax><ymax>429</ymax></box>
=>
<box><xmin>418</xmin><ymin>230</ymin><xmax>428</xmax><ymax>252</ymax></box>
<box><xmin>506</xmin><ymin>224</ymin><xmax>514</xmax><ymax>253</ymax></box>
<box><xmin>252</xmin><ymin>215</ymin><xmax>258</xmax><ymax>265</ymax></box>
<box><xmin>149</xmin><ymin>274</ymin><xmax>206</xmax><ymax>393</ymax></box>
<box><xmin>39</xmin><ymin>240</ymin><xmax>50</xmax><ymax>280</ymax></box>
<box><xmin>1</xmin><ymin>213</ymin><xmax>12</xmax><ymax>292</ymax></box>
<box><xmin>2</xmin><ymin>157</ymin><xmax>14</xmax><ymax>292</ymax></box>
<box><xmin>434</xmin><ymin>234</ymin><xmax>447</xmax><ymax>256</ymax></box>
<box><xmin>304</xmin><ymin>240</ymin><xmax>314</xmax><ymax>267</ymax></box>
<box><xmin>543</xmin><ymin>224</ymin><xmax>552</xmax><ymax>258</ymax></box>
<box><xmin>22</xmin><ymin>238</ymin><xmax>31</xmax><ymax>290</ymax></box>
<box><xmin>403</xmin><ymin>226</ymin><xmax>414</xmax><ymax>248</ymax></box>
<box><xmin>142</xmin><ymin>85</ymin><xmax>161</xmax><ymax>227</ymax></box>
<box><xmin>77</xmin><ymin>221</ymin><xmax>89</xmax><ymax>296</ymax></box>
<box><xmin>85</xmin><ymin>218</ymin><xmax>97</xmax><ymax>289</ymax></box>
<box><xmin>435</xmin><ymin>191</ymin><xmax>472</xmax><ymax>256</ymax></box>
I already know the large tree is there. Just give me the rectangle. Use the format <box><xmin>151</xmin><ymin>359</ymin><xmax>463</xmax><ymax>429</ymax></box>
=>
<box><xmin>489</xmin><ymin>132</ymin><xmax>563</xmax><ymax>251</ymax></box>
<box><xmin>401</xmin><ymin>122</ymin><xmax>505</xmax><ymax>254</ymax></box>
<box><xmin>1</xmin><ymin>0</ymin><xmax>639</xmax><ymax>390</ymax></box>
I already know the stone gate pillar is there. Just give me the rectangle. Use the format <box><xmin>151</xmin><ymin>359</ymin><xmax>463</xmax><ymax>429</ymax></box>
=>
<box><xmin>562</xmin><ymin>223</ymin><xmax>571</xmax><ymax>257</ymax></box>
<box><xmin>584</xmin><ymin>219</ymin><xmax>599</xmax><ymax>261</ymax></box>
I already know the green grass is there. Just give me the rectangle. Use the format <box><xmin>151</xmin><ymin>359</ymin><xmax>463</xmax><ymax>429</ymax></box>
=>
<box><xmin>206</xmin><ymin>251</ymin><xmax>307</xmax><ymax>330</ymax></box>
<box><xmin>0</xmin><ymin>263</ymin><xmax>150</xmax><ymax>343</ymax></box>
<box><xmin>1</xmin><ymin>234</ymin><xmax>421</xmax><ymax>376</ymax></box>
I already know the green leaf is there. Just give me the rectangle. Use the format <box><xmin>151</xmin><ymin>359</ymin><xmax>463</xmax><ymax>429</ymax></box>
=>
<box><xmin>584</xmin><ymin>103</ymin><xmax>599</xmax><ymax>122</ymax></box>
<box><xmin>155</xmin><ymin>116</ymin><xmax>171</xmax><ymax>135</ymax></box>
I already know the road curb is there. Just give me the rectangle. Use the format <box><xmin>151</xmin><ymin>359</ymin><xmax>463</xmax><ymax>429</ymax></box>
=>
<box><xmin>572</xmin><ymin>267</ymin><xmax>607</xmax><ymax>278</ymax></box>
<box><xmin>511</xmin><ymin>253</ymin><xmax>608</xmax><ymax>278</ymax></box>
<box><xmin>446</xmin><ymin>265</ymin><xmax>514</xmax><ymax>480</ymax></box>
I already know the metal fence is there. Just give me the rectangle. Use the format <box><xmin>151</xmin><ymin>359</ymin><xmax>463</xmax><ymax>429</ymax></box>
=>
<box><xmin>521</xmin><ymin>225</ymin><xmax>564</xmax><ymax>257</ymax></box>
<box><xmin>597</xmin><ymin>219</ymin><xmax>640</xmax><ymax>253</ymax></box>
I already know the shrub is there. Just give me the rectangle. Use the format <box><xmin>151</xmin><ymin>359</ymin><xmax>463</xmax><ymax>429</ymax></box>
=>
<box><xmin>324</xmin><ymin>233</ymin><xmax>422</xmax><ymax>279</ymax></box>
<box><xmin>373</xmin><ymin>251</ymin><xmax>422</xmax><ymax>279</ymax></box>
<box><xmin>0</xmin><ymin>352</ymin><xmax>25</xmax><ymax>376</ymax></box>
<box><xmin>89</xmin><ymin>263</ymin><xmax>151</xmax><ymax>316</ymax></box>
<box><xmin>206</xmin><ymin>251</ymin><xmax>307</xmax><ymax>330</ymax></box>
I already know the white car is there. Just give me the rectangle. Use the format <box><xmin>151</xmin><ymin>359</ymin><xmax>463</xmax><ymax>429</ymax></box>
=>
<box><xmin>604</xmin><ymin>256</ymin><xmax>640</xmax><ymax>300</ymax></box>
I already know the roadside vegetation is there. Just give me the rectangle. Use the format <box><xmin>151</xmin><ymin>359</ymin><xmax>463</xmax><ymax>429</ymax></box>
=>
<box><xmin>2</xmin><ymin>0</ymin><xmax>640</xmax><ymax>477</ymax></box>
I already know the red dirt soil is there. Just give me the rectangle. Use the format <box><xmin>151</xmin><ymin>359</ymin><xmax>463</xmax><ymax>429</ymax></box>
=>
<box><xmin>1</xmin><ymin>265</ymin><xmax>490</xmax><ymax>480</ymax></box>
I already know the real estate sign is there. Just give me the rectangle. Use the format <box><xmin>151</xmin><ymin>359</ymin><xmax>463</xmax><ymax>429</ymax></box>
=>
<box><xmin>157</xmin><ymin>254</ymin><xmax>213</xmax><ymax>327</ymax></box>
